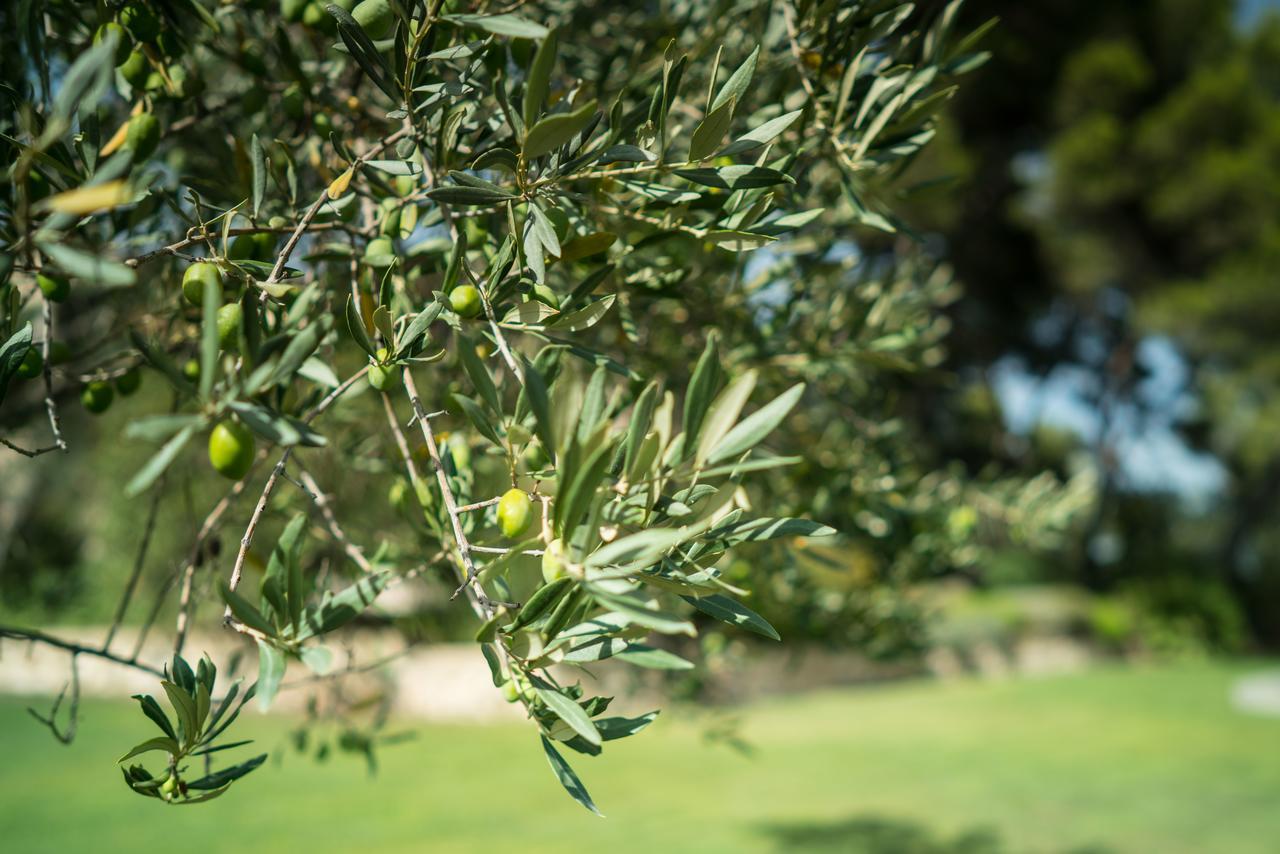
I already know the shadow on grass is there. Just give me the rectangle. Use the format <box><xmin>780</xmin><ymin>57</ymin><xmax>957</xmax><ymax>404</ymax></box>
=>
<box><xmin>760</xmin><ymin>814</ymin><xmax>1115</xmax><ymax>853</ymax></box>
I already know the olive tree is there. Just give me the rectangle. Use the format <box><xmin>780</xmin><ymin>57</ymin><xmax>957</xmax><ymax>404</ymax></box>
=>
<box><xmin>0</xmin><ymin>0</ymin><xmax>1016</xmax><ymax>810</ymax></box>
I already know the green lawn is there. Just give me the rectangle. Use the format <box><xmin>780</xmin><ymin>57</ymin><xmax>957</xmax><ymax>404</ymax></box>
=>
<box><xmin>2</xmin><ymin>660</ymin><xmax>1278</xmax><ymax>853</ymax></box>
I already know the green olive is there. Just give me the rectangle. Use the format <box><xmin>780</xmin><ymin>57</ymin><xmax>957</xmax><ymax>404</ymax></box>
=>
<box><xmin>282</xmin><ymin>83</ymin><xmax>305</xmax><ymax>121</ymax></box>
<box><xmin>449</xmin><ymin>439</ymin><xmax>471</xmax><ymax>472</ymax></box>
<box><xmin>120</xmin><ymin>5</ymin><xmax>161</xmax><ymax>42</ymax></box>
<box><xmin>364</xmin><ymin>236</ymin><xmax>395</xmax><ymax>269</ymax></box>
<box><xmin>182</xmin><ymin>261</ymin><xmax>223</xmax><ymax>306</ymax></box>
<box><xmin>228</xmin><ymin>232</ymin><xmax>276</xmax><ymax>262</ymax></box>
<box><xmin>497</xmin><ymin>488</ymin><xmax>534</xmax><ymax>539</ymax></box>
<box><xmin>37</xmin><ymin>273</ymin><xmax>70</xmax><ymax>303</ymax></box>
<box><xmin>302</xmin><ymin>1</ymin><xmax>337</xmax><ymax>33</ymax></box>
<box><xmin>115</xmin><ymin>367</ymin><xmax>142</xmax><ymax>396</ymax></box>
<box><xmin>208</xmin><ymin>421</ymin><xmax>255</xmax><ymax>480</ymax></box>
<box><xmin>368</xmin><ymin>347</ymin><xmax>398</xmax><ymax>391</ymax></box>
<box><xmin>125</xmin><ymin>112</ymin><xmax>161</xmax><ymax>160</ymax></box>
<box><xmin>449</xmin><ymin>285</ymin><xmax>482</xmax><ymax>318</ymax></box>
<box><xmin>120</xmin><ymin>50</ymin><xmax>149</xmax><ymax>89</ymax></box>
<box><xmin>94</xmin><ymin>22</ymin><xmax>132</xmax><ymax>66</ymax></box>
<box><xmin>542</xmin><ymin>538</ymin><xmax>568</xmax><ymax>584</ymax></box>
<box><xmin>182</xmin><ymin>358</ymin><xmax>201</xmax><ymax>382</ymax></box>
<box><xmin>81</xmin><ymin>381</ymin><xmax>114</xmax><ymax>414</ymax></box>
<box><xmin>217</xmin><ymin>302</ymin><xmax>242</xmax><ymax>350</ymax></box>
<box><xmin>379</xmin><ymin>198</ymin><xmax>402</xmax><ymax>237</ymax></box>
<box><xmin>281</xmin><ymin>0</ymin><xmax>308</xmax><ymax>21</ymax></box>
<box><xmin>16</xmin><ymin>347</ymin><xmax>43</xmax><ymax>380</ymax></box>
<box><xmin>352</xmin><ymin>0</ymin><xmax>394</xmax><ymax>39</ymax></box>
<box><xmin>531</xmin><ymin>282</ymin><xmax>560</xmax><ymax>310</ymax></box>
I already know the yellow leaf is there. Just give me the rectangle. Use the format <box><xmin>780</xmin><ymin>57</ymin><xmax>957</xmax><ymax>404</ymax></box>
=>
<box><xmin>326</xmin><ymin>168</ymin><xmax>354</xmax><ymax>200</ymax></box>
<box><xmin>41</xmin><ymin>181</ymin><xmax>132</xmax><ymax>215</ymax></box>
<box><xmin>100</xmin><ymin>121</ymin><xmax>130</xmax><ymax>157</ymax></box>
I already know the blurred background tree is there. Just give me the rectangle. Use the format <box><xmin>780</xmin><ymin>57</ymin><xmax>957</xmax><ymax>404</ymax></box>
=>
<box><xmin>906</xmin><ymin>0</ymin><xmax>1280</xmax><ymax>647</ymax></box>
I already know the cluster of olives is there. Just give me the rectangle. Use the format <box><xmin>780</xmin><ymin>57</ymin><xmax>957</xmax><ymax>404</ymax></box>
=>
<box><xmin>281</xmin><ymin>0</ymin><xmax>394</xmax><ymax>39</ymax></box>
<box><xmin>494</xmin><ymin>488</ymin><xmax>570</xmax><ymax>584</ymax></box>
<box><xmin>91</xmin><ymin>3</ymin><xmax>208</xmax><ymax>159</ymax></box>
<box><xmin>181</xmin><ymin>260</ymin><xmax>252</xmax><ymax>351</ymax></box>
<box><xmin>179</xmin><ymin>257</ymin><xmax>263</xmax><ymax>480</ymax></box>
<box><xmin>16</xmin><ymin>269</ymin><xmax>145</xmax><ymax>408</ymax></box>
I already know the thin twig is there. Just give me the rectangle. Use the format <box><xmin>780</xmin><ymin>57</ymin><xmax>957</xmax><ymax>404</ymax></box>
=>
<box><xmin>137</xmin><ymin>471</ymin><xmax>252</xmax><ymax>660</ymax></box>
<box><xmin>400</xmin><ymin>370</ymin><xmax>500</xmax><ymax>609</ymax></box>
<box><xmin>222</xmin><ymin>368</ymin><xmax>369</xmax><ymax>624</ymax></box>
<box><xmin>297</xmin><ymin>467</ymin><xmax>373</xmax><ymax>573</ymax></box>
<box><xmin>125</xmin><ymin>224</ymin><xmax>350</xmax><ymax>269</ymax></box>
<box><xmin>379</xmin><ymin>391</ymin><xmax>495</xmax><ymax>618</ymax></box>
<box><xmin>456</xmin><ymin>496</ymin><xmax>502</xmax><ymax>513</ymax></box>
<box><xmin>1</xmin><ymin>626</ymin><xmax>165</xmax><ymax>678</ymax></box>
<box><xmin>0</xmin><ymin>437</ymin><xmax>63</xmax><ymax>457</ymax></box>
<box><xmin>103</xmin><ymin>476</ymin><xmax>165</xmax><ymax>651</ymax></box>
<box><xmin>265</xmin><ymin>128</ymin><xmax>412</xmax><ymax>286</ymax></box>
<box><xmin>40</xmin><ymin>300</ymin><xmax>67</xmax><ymax>453</ymax></box>
<box><xmin>27</xmin><ymin>652</ymin><xmax>79</xmax><ymax>744</ymax></box>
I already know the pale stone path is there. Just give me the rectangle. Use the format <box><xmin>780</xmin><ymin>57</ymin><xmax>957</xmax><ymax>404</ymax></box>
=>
<box><xmin>1231</xmin><ymin>670</ymin><xmax>1280</xmax><ymax>717</ymax></box>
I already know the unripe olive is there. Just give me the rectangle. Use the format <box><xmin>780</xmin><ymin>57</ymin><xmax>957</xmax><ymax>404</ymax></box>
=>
<box><xmin>208</xmin><ymin>420</ymin><xmax>255</xmax><ymax>480</ymax></box>
<box><xmin>282</xmin><ymin>83</ymin><xmax>305</xmax><ymax>121</ymax></box>
<box><xmin>228</xmin><ymin>233</ymin><xmax>274</xmax><ymax>262</ymax></box>
<box><xmin>94</xmin><ymin>22</ymin><xmax>132</xmax><ymax>66</ymax></box>
<box><xmin>168</xmin><ymin>65</ymin><xmax>204</xmax><ymax>100</ymax></box>
<box><xmin>379</xmin><ymin>198</ymin><xmax>401</xmax><ymax>237</ymax></box>
<box><xmin>159</xmin><ymin>775</ymin><xmax>178</xmax><ymax>798</ymax></box>
<box><xmin>16</xmin><ymin>347</ymin><xmax>43</xmax><ymax>380</ymax></box>
<box><xmin>368</xmin><ymin>347</ymin><xmax>398</xmax><ymax>391</ymax></box>
<box><xmin>449</xmin><ymin>439</ymin><xmax>471</xmax><ymax>472</ymax></box>
<box><xmin>182</xmin><ymin>358</ymin><xmax>201</xmax><ymax>382</ymax></box>
<box><xmin>115</xmin><ymin>367</ymin><xmax>142</xmax><ymax>396</ymax></box>
<box><xmin>364</xmin><ymin>236</ymin><xmax>395</xmax><ymax>268</ymax></box>
<box><xmin>352</xmin><ymin>0</ymin><xmax>394</xmax><ymax>39</ymax></box>
<box><xmin>120</xmin><ymin>50</ymin><xmax>149</xmax><ymax>89</ymax></box>
<box><xmin>217</xmin><ymin>302</ymin><xmax>242</xmax><ymax>350</ymax></box>
<box><xmin>531</xmin><ymin>282</ymin><xmax>560</xmax><ymax>310</ymax></box>
<box><xmin>313</xmin><ymin>111</ymin><xmax>333</xmax><ymax>137</ymax></box>
<box><xmin>496</xmin><ymin>488</ymin><xmax>534</xmax><ymax>539</ymax></box>
<box><xmin>449</xmin><ymin>285</ymin><xmax>482</xmax><ymax>318</ymax></box>
<box><xmin>125</xmin><ymin>112</ymin><xmax>161</xmax><ymax>160</ymax></box>
<box><xmin>182</xmin><ymin>261</ymin><xmax>223</xmax><ymax>306</ymax></box>
<box><xmin>387</xmin><ymin>477</ymin><xmax>410</xmax><ymax>511</ymax></box>
<box><xmin>522</xmin><ymin>441</ymin><xmax>549</xmax><ymax>470</ymax></box>
<box><xmin>542</xmin><ymin>538</ymin><xmax>568</xmax><ymax>583</ymax></box>
<box><xmin>81</xmin><ymin>381</ymin><xmax>114</xmax><ymax>414</ymax></box>
<box><xmin>394</xmin><ymin>174</ymin><xmax>416</xmax><ymax>196</ymax></box>
<box><xmin>303</xmin><ymin>1</ymin><xmax>336</xmax><ymax>33</ymax></box>
<box><xmin>500</xmin><ymin>680</ymin><xmax>520</xmax><ymax>703</ymax></box>
<box><xmin>37</xmin><ymin>273</ymin><xmax>70</xmax><ymax>303</ymax></box>
<box><xmin>281</xmin><ymin>0</ymin><xmax>308</xmax><ymax>21</ymax></box>
<box><xmin>120</xmin><ymin>5</ymin><xmax>161</xmax><ymax>42</ymax></box>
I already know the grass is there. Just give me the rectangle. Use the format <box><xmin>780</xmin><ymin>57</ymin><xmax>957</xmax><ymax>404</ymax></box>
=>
<box><xmin>1</xmin><ymin>660</ymin><xmax>1278</xmax><ymax>853</ymax></box>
